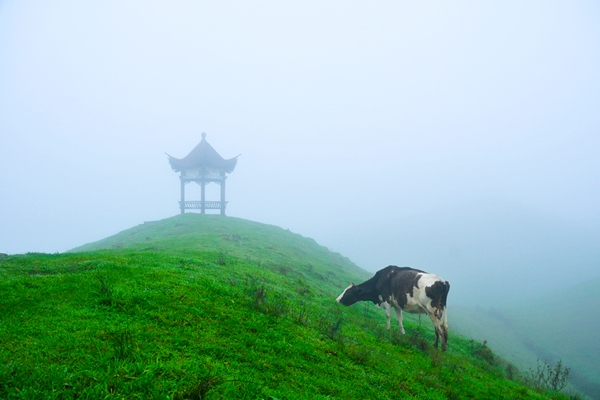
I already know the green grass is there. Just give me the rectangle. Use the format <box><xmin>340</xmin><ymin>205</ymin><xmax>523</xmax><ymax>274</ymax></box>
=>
<box><xmin>0</xmin><ymin>214</ymin><xmax>572</xmax><ymax>399</ymax></box>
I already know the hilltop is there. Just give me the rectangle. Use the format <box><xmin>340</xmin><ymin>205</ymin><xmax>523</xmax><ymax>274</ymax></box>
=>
<box><xmin>73</xmin><ymin>214</ymin><xmax>366</xmax><ymax>268</ymax></box>
<box><xmin>0</xmin><ymin>214</ymin><xmax>572</xmax><ymax>399</ymax></box>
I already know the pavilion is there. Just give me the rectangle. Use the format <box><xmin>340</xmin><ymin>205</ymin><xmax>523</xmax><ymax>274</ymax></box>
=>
<box><xmin>166</xmin><ymin>132</ymin><xmax>238</xmax><ymax>215</ymax></box>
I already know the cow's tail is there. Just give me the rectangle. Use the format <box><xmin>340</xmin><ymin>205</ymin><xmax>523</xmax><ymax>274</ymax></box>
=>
<box><xmin>442</xmin><ymin>281</ymin><xmax>450</xmax><ymax>331</ymax></box>
<box><xmin>443</xmin><ymin>307</ymin><xmax>448</xmax><ymax>332</ymax></box>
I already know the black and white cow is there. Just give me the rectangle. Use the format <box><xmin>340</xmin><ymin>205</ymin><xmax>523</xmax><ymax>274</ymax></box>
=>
<box><xmin>336</xmin><ymin>265</ymin><xmax>450</xmax><ymax>351</ymax></box>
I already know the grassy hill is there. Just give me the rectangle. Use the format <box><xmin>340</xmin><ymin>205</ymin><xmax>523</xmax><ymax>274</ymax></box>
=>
<box><xmin>0</xmin><ymin>214</ymin><xmax>574</xmax><ymax>399</ymax></box>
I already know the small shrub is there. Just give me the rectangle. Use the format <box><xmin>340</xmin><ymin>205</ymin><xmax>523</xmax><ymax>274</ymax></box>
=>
<box><xmin>566</xmin><ymin>391</ymin><xmax>586</xmax><ymax>400</ymax></box>
<box><xmin>526</xmin><ymin>359</ymin><xmax>570</xmax><ymax>392</ymax></box>
<box><xmin>473</xmin><ymin>340</ymin><xmax>495</xmax><ymax>364</ymax></box>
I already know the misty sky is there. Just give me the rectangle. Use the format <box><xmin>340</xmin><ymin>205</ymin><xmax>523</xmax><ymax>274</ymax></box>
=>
<box><xmin>1</xmin><ymin>1</ymin><xmax>599</xmax><ymax>287</ymax></box>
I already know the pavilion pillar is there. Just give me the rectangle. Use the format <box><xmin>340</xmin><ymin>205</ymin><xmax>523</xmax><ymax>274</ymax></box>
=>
<box><xmin>220</xmin><ymin>177</ymin><xmax>226</xmax><ymax>216</ymax></box>
<box><xmin>200</xmin><ymin>178</ymin><xmax>206</xmax><ymax>214</ymax></box>
<box><xmin>180</xmin><ymin>176</ymin><xmax>185</xmax><ymax>214</ymax></box>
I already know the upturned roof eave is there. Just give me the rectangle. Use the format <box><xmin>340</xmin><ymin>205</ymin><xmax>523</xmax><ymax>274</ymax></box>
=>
<box><xmin>167</xmin><ymin>155</ymin><xmax>238</xmax><ymax>173</ymax></box>
<box><xmin>167</xmin><ymin>135</ymin><xmax>238</xmax><ymax>173</ymax></box>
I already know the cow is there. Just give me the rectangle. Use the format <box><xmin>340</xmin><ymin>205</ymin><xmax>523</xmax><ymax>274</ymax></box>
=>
<box><xmin>336</xmin><ymin>265</ymin><xmax>450</xmax><ymax>351</ymax></box>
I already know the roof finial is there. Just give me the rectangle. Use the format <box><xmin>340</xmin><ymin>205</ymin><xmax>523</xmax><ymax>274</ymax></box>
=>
<box><xmin>201</xmin><ymin>132</ymin><xmax>207</xmax><ymax>140</ymax></box>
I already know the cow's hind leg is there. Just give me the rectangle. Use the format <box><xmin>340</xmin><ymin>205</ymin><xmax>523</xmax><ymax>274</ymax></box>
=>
<box><xmin>431</xmin><ymin>317</ymin><xmax>440</xmax><ymax>349</ymax></box>
<box><xmin>393</xmin><ymin>307</ymin><xmax>405</xmax><ymax>334</ymax></box>
<box><xmin>380</xmin><ymin>302</ymin><xmax>392</xmax><ymax>330</ymax></box>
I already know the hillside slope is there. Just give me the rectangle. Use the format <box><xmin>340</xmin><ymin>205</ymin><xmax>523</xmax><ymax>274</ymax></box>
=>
<box><xmin>451</xmin><ymin>277</ymin><xmax>600</xmax><ymax>400</ymax></box>
<box><xmin>508</xmin><ymin>278</ymin><xmax>600</xmax><ymax>399</ymax></box>
<box><xmin>0</xmin><ymin>214</ymin><xmax>570</xmax><ymax>399</ymax></box>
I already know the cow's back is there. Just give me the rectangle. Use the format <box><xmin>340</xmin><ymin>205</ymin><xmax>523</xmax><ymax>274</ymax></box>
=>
<box><xmin>374</xmin><ymin>266</ymin><xmax>424</xmax><ymax>308</ymax></box>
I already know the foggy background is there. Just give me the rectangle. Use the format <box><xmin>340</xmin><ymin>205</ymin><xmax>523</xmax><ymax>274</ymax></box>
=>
<box><xmin>1</xmin><ymin>1</ymin><xmax>599</xmax><ymax>306</ymax></box>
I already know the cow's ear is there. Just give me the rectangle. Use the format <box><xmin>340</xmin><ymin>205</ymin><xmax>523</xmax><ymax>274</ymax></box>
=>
<box><xmin>349</xmin><ymin>281</ymin><xmax>355</xmax><ymax>286</ymax></box>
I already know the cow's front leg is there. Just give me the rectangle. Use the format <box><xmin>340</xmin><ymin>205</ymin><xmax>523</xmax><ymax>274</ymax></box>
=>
<box><xmin>428</xmin><ymin>313</ymin><xmax>447</xmax><ymax>351</ymax></box>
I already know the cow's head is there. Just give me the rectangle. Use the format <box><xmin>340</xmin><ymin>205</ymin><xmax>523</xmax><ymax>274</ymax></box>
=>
<box><xmin>336</xmin><ymin>282</ymin><xmax>362</xmax><ymax>306</ymax></box>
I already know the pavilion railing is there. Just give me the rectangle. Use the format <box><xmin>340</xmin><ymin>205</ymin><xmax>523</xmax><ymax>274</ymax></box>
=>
<box><xmin>180</xmin><ymin>201</ymin><xmax>227</xmax><ymax>210</ymax></box>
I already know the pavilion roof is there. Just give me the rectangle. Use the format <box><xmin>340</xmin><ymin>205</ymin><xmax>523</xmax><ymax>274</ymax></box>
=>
<box><xmin>167</xmin><ymin>133</ymin><xmax>238</xmax><ymax>173</ymax></box>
